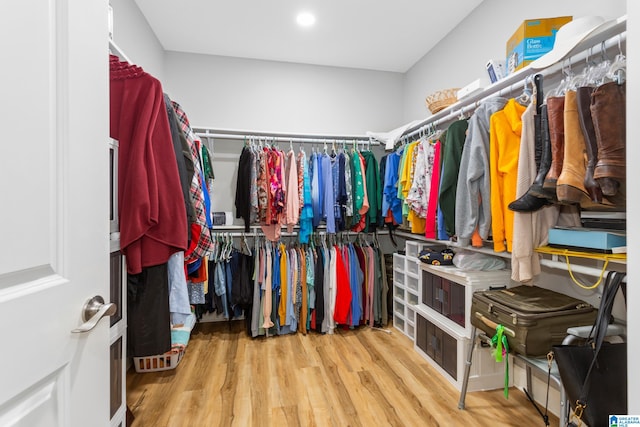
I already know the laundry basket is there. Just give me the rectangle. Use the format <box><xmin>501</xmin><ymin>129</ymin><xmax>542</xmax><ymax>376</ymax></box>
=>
<box><xmin>132</xmin><ymin>313</ymin><xmax>196</xmax><ymax>373</ymax></box>
<box><xmin>133</xmin><ymin>347</ymin><xmax>185</xmax><ymax>373</ymax></box>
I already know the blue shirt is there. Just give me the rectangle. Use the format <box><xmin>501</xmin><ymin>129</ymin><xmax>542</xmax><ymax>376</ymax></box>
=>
<box><xmin>310</xmin><ymin>153</ymin><xmax>321</xmax><ymax>228</ymax></box>
<box><xmin>299</xmin><ymin>152</ymin><xmax>313</xmax><ymax>244</ymax></box>
<box><xmin>382</xmin><ymin>150</ymin><xmax>403</xmax><ymax>224</ymax></box>
<box><xmin>321</xmin><ymin>154</ymin><xmax>335</xmax><ymax>233</ymax></box>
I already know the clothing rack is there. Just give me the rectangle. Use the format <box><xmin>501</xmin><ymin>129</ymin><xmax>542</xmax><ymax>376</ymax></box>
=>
<box><xmin>193</xmin><ymin>127</ymin><xmax>378</xmax><ymax>146</ymax></box>
<box><xmin>210</xmin><ymin>228</ymin><xmax>386</xmax><ymax>238</ymax></box>
<box><xmin>400</xmin><ymin>16</ymin><xmax>627</xmax><ymax>142</ymax></box>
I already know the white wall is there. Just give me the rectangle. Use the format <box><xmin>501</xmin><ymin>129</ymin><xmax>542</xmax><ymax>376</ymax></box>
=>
<box><xmin>626</xmin><ymin>0</ymin><xmax>638</xmax><ymax>413</ymax></box>
<box><xmin>110</xmin><ymin>0</ymin><xmax>164</xmax><ymax>81</ymax></box>
<box><xmin>162</xmin><ymin>51</ymin><xmax>403</xmax><ymax>135</ymax></box>
<box><xmin>402</xmin><ymin>0</ymin><xmax>628</xmax><ymax>124</ymax></box>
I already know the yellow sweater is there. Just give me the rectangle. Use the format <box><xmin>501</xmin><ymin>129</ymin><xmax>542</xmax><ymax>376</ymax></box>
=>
<box><xmin>489</xmin><ymin>98</ymin><xmax>526</xmax><ymax>252</ymax></box>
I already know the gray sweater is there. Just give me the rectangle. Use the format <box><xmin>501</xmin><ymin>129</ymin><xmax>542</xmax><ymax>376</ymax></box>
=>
<box><xmin>455</xmin><ymin>97</ymin><xmax>508</xmax><ymax>246</ymax></box>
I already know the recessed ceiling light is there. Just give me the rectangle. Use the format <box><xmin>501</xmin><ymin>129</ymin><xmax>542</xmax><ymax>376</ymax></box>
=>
<box><xmin>296</xmin><ymin>12</ymin><xmax>316</xmax><ymax>27</ymax></box>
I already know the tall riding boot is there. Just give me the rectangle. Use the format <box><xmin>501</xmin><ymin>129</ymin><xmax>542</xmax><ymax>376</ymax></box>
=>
<box><xmin>591</xmin><ymin>81</ymin><xmax>626</xmax><ymax>196</ymax></box>
<box><xmin>542</xmin><ymin>96</ymin><xmax>565</xmax><ymax>197</ymax></box>
<box><xmin>577</xmin><ymin>86</ymin><xmax>603</xmax><ymax>203</ymax></box>
<box><xmin>508</xmin><ymin>104</ymin><xmax>553</xmax><ymax>212</ymax></box>
<box><xmin>556</xmin><ymin>90</ymin><xmax>593</xmax><ymax>206</ymax></box>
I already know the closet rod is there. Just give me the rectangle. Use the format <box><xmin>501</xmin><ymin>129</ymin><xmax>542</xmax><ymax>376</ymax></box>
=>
<box><xmin>401</xmin><ymin>19</ymin><xmax>627</xmax><ymax>141</ymax></box>
<box><xmin>210</xmin><ymin>230</ymin><xmax>377</xmax><ymax>238</ymax></box>
<box><xmin>193</xmin><ymin>127</ymin><xmax>376</xmax><ymax>145</ymax></box>
<box><xmin>108</xmin><ymin>39</ymin><xmax>131</xmax><ymax>64</ymax></box>
<box><xmin>210</xmin><ymin>224</ymin><xmax>388</xmax><ymax>235</ymax></box>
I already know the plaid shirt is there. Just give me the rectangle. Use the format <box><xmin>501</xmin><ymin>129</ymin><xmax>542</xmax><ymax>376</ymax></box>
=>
<box><xmin>171</xmin><ymin>101</ymin><xmax>214</xmax><ymax>262</ymax></box>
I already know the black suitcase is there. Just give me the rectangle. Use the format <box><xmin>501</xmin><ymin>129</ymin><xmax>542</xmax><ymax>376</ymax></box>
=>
<box><xmin>470</xmin><ymin>285</ymin><xmax>597</xmax><ymax>356</ymax></box>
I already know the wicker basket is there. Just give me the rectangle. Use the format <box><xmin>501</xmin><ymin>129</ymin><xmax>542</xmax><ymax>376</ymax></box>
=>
<box><xmin>425</xmin><ymin>88</ymin><xmax>459</xmax><ymax>114</ymax></box>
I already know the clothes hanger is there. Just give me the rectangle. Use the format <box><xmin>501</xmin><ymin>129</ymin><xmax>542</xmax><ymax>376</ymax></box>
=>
<box><xmin>516</xmin><ymin>75</ymin><xmax>534</xmax><ymax>105</ymax></box>
<box><xmin>242</xmin><ymin>232</ymin><xmax>252</xmax><ymax>256</ymax></box>
<box><xmin>547</xmin><ymin>58</ymin><xmax>573</xmax><ymax>99</ymax></box>
<box><xmin>606</xmin><ymin>35</ymin><xmax>626</xmax><ymax>85</ymax></box>
<box><xmin>586</xmin><ymin>41</ymin><xmax>611</xmax><ymax>86</ymax></box>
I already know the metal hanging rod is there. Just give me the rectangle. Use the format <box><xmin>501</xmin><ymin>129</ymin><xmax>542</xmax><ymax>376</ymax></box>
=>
<box><xmin>193</xmin><ymin>127</ymin><xmax>377</xmax><ymax>145</ymax></box>
<box><xmin>108</xmin><ymin>39</ymin><xmax>131</xmax><ymax>64</ymax></box>
<box><xmin>401</xmin><ymin>18</ymin><xmax>627</xmax><ymax>141</ymax></box>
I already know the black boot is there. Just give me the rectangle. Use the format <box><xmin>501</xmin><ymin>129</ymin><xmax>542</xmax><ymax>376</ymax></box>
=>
<box><xmin>508</xmin><ymin>104</ymin><xmax>553</xmax><ymax>212</ymax></box>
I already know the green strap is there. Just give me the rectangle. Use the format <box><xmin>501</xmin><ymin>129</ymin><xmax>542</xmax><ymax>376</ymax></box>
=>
<box><xmin>491</xmin><ymin>325</ymin><xmax>510</xmax><ymax>399</ymax></box>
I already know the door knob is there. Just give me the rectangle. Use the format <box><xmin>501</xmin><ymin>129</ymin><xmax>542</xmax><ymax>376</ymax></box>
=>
<box><xmin>71</xmin><ymin>295</ymin><xmax>117</xmax><ymax>333</ymax></box>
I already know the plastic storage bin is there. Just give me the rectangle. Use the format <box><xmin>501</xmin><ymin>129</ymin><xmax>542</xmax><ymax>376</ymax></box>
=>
<box><xmin>133</xmin><ymin>347</ymin><xmax>185</xmax><ymax>373</ymax></box>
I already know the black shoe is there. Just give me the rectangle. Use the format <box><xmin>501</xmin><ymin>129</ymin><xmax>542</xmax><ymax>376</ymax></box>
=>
<box><xmin>508</xmin><ymin>192</ymin><xmax>551</xmax><ymax>212</ymax></box>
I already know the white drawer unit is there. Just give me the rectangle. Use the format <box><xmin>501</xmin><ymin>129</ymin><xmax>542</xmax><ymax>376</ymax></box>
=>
<box><xmin>393</xmin><ymin>253</ymin><xmax>407</xmax><ymax>335</ymax></box>
<box><xmin>405</xmin><ymin>305</ymin><xmax>416</xmax><ymax>340</ymax></box>
<box><xmin>405</xmin><ymin>273</ymin><xmax>419</xmax><ymax>297</ymax></box>
<box><xmin>405</xmin><ymin>256</ymin><xmax>420</xmax><ymax>277</ymax></box>
<box><xmin>405</xmin><ymin>240</ymin><xmax>431</xmax><ymax>260</ymax></box>
<box><xmin>414</xmin><ymin>306</ymin><xmax>510</xmax><ymax>392</ymax></box>
<box><xmin>393</xmin><ymin>252</ymin><xmax>419</xmax><ymax>340</ymax></box>
<box><xmin>419</xmin><ymin>263</ymin><xmax>511</xmax><ymax>338</ymax></box>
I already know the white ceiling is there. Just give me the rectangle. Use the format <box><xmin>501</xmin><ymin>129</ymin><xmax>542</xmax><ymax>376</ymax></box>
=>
<box><xmin>134</xmin><ymin>0</ymin><xmax>484</xmax><ymax>73</ymax></box>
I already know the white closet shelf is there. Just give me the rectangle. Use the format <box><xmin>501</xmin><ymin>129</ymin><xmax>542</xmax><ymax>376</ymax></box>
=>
<box><xmin>397</xmin><ymin>16</ymin><xmax>627</xmax><ymax>141</ymax></box>
<box><xmin>396</xmin><ymin>230</ymin><xmax>626</xmax><ymax>279</ymax></box>
<box><xmin>394</xmin><ymin>230</ymin><xmax>512</xmax><ymax>260</ymax></box>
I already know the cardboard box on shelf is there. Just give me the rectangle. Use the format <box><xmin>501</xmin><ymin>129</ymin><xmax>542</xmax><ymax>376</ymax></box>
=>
<box><xmin>506</xmin><ymin>16</ymin><xmax>572</xmax><ymax>74</ymax></box>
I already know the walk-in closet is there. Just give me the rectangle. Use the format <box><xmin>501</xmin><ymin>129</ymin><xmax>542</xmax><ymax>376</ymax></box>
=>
<box><xmin>1</xmin><ymin>1</ymin><xmax>637</xmax><ymax>426</ymax></box>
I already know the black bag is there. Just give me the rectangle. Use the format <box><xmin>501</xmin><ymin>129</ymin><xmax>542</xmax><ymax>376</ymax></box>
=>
<box><xmin>553</xmin><ymin>271</ymin><xmax>627</xmax><ymax>427</ymax></box>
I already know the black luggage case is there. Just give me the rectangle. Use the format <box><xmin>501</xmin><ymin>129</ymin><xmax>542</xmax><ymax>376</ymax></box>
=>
<box><xmin>470</xmin><ymin>285</ymin><xmax>597</xmax><ymax>356</ymax></box>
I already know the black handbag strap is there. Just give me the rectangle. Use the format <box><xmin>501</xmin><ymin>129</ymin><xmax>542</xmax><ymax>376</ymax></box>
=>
<box><xmin>576</xmin><ymin>271</ymin><xmax>626</xmax><ymax>409</ymax></box>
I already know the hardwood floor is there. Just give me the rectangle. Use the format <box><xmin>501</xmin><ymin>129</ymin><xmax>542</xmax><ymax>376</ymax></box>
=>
<box><xmin>126</xmin><ymin>321</ymin><xmax>558</xmax><ymax>427</ymax></box>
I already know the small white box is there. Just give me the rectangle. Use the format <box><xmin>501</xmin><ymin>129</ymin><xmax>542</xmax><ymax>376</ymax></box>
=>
<box><xmin>457</xmin><ymin>78</ymin><xmax>488</xmax><ymax>100</ymax></box>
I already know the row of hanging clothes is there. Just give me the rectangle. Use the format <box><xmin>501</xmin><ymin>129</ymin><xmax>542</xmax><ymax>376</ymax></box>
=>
<box><xmin>234</xmin><ymin>138</ymin><xmax>383</xmax><ymax>242</ymax></box>
<box><xmin>191</xmin><ymin>231</ymin><xmax>390</xmax><ymax>336</ymax></box>
<box><xmin>110</xmin><ymin>53</ymin><xmax>218</xmax><ymax>358</ymax></box>
<box><xmin>385</xmin><ymin>37</ymin><xmax>626</xmax><ymax>284</ymax></box>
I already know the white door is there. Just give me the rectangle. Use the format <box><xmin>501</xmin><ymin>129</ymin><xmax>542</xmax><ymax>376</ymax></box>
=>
<box><xmin>0</xmin><ymin>1</ymin><xmax>110</xmax><ymax>426</ymax></box>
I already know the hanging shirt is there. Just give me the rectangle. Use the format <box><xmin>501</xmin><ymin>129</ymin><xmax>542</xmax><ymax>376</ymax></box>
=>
<box><xmin>299</xmin><ymin>151</ymin><xmax>313</xmax><ymax>244</ymax></box>
<box><xmin>425</xmin><ymin>140</ymin><xmax>442</xmax><ymax>239</ymax></box>
<box><xmin>350</xmin><ymin>150</ymin><xmax>364</xmax><ymax>226</ymax></box>
<box><xmin>348</xmin><ymin>244</ymin><xmax>362</xmax><ymax>327</ymax></box>
<box><xmin>321</xmin><ymin>154</ymin><xmax>336</xmax><ymax>233</ymax></box>
<box><xmin>438</xmin><ymin>119</ymin><xmax>469</xmax><ymax>236</ymax></box>
<box><xmin>172</xmin><ymin>101</ymin><xmax>212</xmax><ymax>263</ymax></box>
<box><xmin>490</xmin><ymin>98</ymin><xmax>526</xmax><ymax>252</ymax></box>
<box><xmin>285</xmin><ymin>149</ymin><xmax>300</xmax><ymax>232</ymax></box>
<box><xmin>263</xmin><ymin>243</ymin><xmax>275</xmax><ymax>329</ymax></box>
<box><xmin>382</xmin><ymin>150</ymin><xmax>403</xmax><ymax>225</ymax></box>
<box><xmin>456</xmin><ymin>97</ymin><xmax>508</xmax><ymax>246</ymax></box>
<box><xmin>331</xmin><ymin>154</ymin><xmax>342</xmax><ymax>229</ymax></box>
<box><xmin>310</xmin><ymin>153</ymin><xmax>321</xmax><ymax>228</ymax></box>
<box><xmin>333</xmin><ymin>245</ymin><xmax>352</xmax><ymax>325</ymax></box>
<box><xmin>110</xmin><ymin>58</ymin><xmax>188</xmax><ymax>274</ymax></box>
<box><xmin>344</xmin><ymin>152</ymin><xmax>353</xmax><ymax>219</ymax></box>
<box><xmin>362</xmin><ymin>151</ymin><xmax>380</xmax><ymax>232</ymax></box>
<box><xmin>405</xmin><ymin>140</ymin><xmax>431</xmax><ymax>234</ymax></box>
<box><xmin>351</xmin><ymin>152</ymin><xmax>370</xmax><ymax>232</ymax></box>
<box><xmin>249</xmin><ymin>147</ymin><xmax>259</xmax><ymax>224</ymax></box>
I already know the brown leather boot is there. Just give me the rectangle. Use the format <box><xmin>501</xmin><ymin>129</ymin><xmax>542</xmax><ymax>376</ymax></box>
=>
<box><xmin>543</xmin><ymin>96</ymin><xmax>565</xmax><ymax>196</ymax></box>
<box><xmin>577</xmin><ymin>86</ymin><xmax>602</xmax><ymax>203</ymax></box>
<box><xmin>591</xmin><ymin>82</ymin><xmax>626</xmax><ymax>196</ymax></box>
<box><xmin>557</xmin><ymin>91</ymin><xmax>597</xmax><ymax>207</ymax></box>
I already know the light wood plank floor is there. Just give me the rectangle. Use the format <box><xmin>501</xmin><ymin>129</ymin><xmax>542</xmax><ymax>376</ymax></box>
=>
<box><xmin>127</xmin><ymin>321</ymin><xmax>558</xmax><ymax>427</ymax></box>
